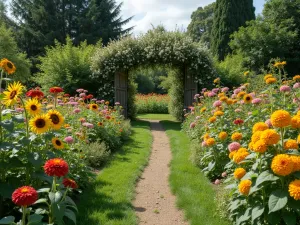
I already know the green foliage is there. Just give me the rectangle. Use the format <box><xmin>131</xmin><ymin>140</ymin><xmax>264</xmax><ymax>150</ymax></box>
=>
<box><xmin>83</xmin><ymin>141</ymin><xmax>111</xmax><ymax>168</ymax></box>
<box><xmin>230</xmin><ymin>0</ymin><xmax>300</xmax><ymax>75</ymax></box>
<box><xmin>135</xmin><ymin>74</ymin><xmax>155</xmax><ymax>94</ymax></box>
<box><xmin>168</xmin><ymin>70</ymin><xmax>184</xmax><ymax>121</ymax></box>
<box><xmin>211</xmin><ymin>0</ymin><xmax>255</xmax><ymax>60</ymax></box>
<box><xmin>128</xmin><ymin>77</ymin><xmax>138</xmax><ymax>119</ymax></box>
<box><xmin>216</xmin><ymin>53</ymin><xmax>247</xmax><ymax>87</ymax></box>
<box><xmin>187</xmin><ymin>2</ymin><xmax>215</xmax><ymax>46</ymax></box>
<box><xmin>136</xmin><ymin>94</ymin><xmax>169</xmax><ymax>114</ymax></box>
<box><xmin>0</xmin><ymin>24</ymin><xmax>31</xmax><ymax>82</ymax></box>
<box><xmin>35</xmin><ymin>37</ymin><xmax>96</xmax><ymax>94</ymax></box>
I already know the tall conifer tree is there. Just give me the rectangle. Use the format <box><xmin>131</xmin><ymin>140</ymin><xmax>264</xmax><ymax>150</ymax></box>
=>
<box><xmin>211</xmin><ymin>0</ymin><xmax>255</xmax><ymax>60</ymax></box>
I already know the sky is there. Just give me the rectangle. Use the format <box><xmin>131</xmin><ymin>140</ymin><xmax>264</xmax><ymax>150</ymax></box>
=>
<box><xmin>116</xmin><ymin>0</ymin><xmax>266</xmax><ymax>34</ymax></box>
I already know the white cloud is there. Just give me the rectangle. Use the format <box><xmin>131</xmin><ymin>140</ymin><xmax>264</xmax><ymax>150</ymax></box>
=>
<box><xmin>117</xmin><ymin>0</ymin><xmax>266</xmax><ymax>34</ymax></box>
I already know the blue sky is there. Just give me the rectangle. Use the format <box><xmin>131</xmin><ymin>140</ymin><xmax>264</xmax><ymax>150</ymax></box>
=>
<box><xmin>117</xmin><ymin>0</ymin><xmax>266</xmax><ymax>34</ymax></box>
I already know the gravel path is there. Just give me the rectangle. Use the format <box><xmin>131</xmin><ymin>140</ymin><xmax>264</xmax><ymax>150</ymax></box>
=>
<box><xmin>133</xmin><ymin>120</ymin><xmax>189</xmax><ymax>225</ymax></box>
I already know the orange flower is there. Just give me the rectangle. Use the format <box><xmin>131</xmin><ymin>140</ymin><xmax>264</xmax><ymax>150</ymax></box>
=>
<box><xmin>234</xmin><ymin>168</ymin><xmax>246</xmax><ymax>179</ymax></box>
<box><xmin>271</xmin><ymin>154</ymin><xmax>293</xmax><ymax>176</ymax></box>
<box><xmin>231</xmin><ymin>132</ymin><xmax>242</xmax><ymax>141</ymax></box>
<box><xmin>284</xmin><ymin>139</ymin><xmax>299</xmax><ymax>150</ymax></box>
<box><xmin>12</xmin><ymin>186</ymin><xmax>38</xmax><ymax>206</ymax></box>
<box><xmin>44</xmin><ymin>158</ymin><xmax>69</xmax><ymax>177</ymax></box>
<box><xmin>270</xmin><ymin>110</ymin><xmax>291</xmax><ymax>128</ymax></box>
<box><xmin>239</xmin><ymin>180</ymin><xmax>252</xmax><ymax>195</ymax></box>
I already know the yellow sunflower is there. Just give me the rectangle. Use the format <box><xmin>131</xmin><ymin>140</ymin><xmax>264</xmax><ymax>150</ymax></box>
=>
<box><xmin>29</xmin><ymin>114</ymin><xmax>51</xmax><ymax>134</ymax></box>
<box><xmin>0</xmin><ymin>58</ymin><xmax>16</xmax><ymax>74</ymax></box>
<box><xmin>51</xmin><ymin>137</ymin><xmax>64</xmax><ymax>150</ymax></box>
<box><xmin>90</xmin><ymin>104</ymin><xmax>99</xmax><ymax>111</ymax></box>
<box><xmin>47</xmin><ymin>109</ymin><xmax>64</xmax><ymax>130</ymax></box>
<box><xmin>2</xmin><ymin>81</ymin><xmax>24</xmax><ymax>106</ymax></box>
<box><xmin>25</xmin><ymin>98</ymin><xmax>42</xmax><ymax>116</ymax></box>
<box><xmin>243</xmin><ymin>94</ymin><xmax>253</xmax><ymax>104</ymax></box>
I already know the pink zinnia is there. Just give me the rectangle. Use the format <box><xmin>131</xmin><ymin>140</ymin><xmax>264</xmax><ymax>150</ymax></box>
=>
<box><xmin>212</xmin><ymin>88</ymin><xmax>219</xmax><ymax>93</ymax></box>
<box><xmin>221</xmin><ymin>87</ymin><xmax>229</xmax><ymax>93</ymax></box>
<box><xmin>213</xmin><ymin>100</ymin><xmax>222</xmax><ymax>107</ymax></box>
<box><xmin>196</xmin><ymin>116</ymin><xmax>201</xmax><ymax>120</ymax></box>
<box><xmin>252</xmin><ymin>98</ymin><xmax>262</xmax><ymax>104</ymax></box>
<box><xmin>73</xmin><ymin>108</ymin><xmax>81</xmax><ymax>114</ymax></box>
<box><xmin>64</xmin><ymin>136</ymin><xmax>74</xmax><ymax>144</ymax></box>
<box><xmin>235</xmin><ymin>108</ymin><xmax>242</xmax><ymax>113</ymax></box>
<box><xmin>222</xmin><ymin>172</ymin><xmax>227</xmax><ymax>178</ymax></box>
<box><xmin>265</xmin><ymin>119</ymin><xmax>273</xmax><ymax>128</ymax></box>
<box><xmin>293</xmin><ymin>83</ymin><xmax>300</xmax><ymax>89</ymax></box>
<box><xmin>279</xmin><ymin>85</ymin><xmax>291</xmax><ymax>93</ymax></box>
<box><xmin>231</xmin><ymin>94</ymin><xmax>237</xmax><ymax>99</ymax></box>
<box><xmin>214</xmin><ymin>179</ymin><xmax>221</xmax><ymax>185</ymax></box>
<box><xmin>76</xmin><ymin>89</ymin><xmax>84</xmax><ymax>93</ymax></box>
<box><xmin>82</xmin><ymin>122</ymin><xmax>94</xmax><ymax>128</ymax></box>
<box><xmin>228</xmin><ymin>142</ymin><xmax>241</xmax><ymax>152</ymax></box>
<box><xmin>190</xmin><ymin>122</ymin><xmax>196</xmax><ymax>128</ymax></box>
<box><xmin>79</xmin><ymin>93</ymin><xmax>86</xmax><ymax>98</ymax></box>
<box><xmin>202</xmin><ymin>141</ymin><xmax>207</xmax><ymax>147</ymax></box>
<box><xmin>207</xmin><ymin>92</ymin><xmax>216</xmax><ymax>97</ymax></box>
<box><xmin>234</xmin><ymin>88</ymin><xmax>241</xmax><ymax>94</ymax></box>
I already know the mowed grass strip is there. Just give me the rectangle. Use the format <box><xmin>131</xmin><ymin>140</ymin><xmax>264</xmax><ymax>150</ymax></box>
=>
<box><xmin>161</xmin><ymin>120</ymin><xmax>231</xmax><ymax>225</ymax></box>
<box><xmin>137</xmin><ymin>113</ymin><xmax>177</xmax><ymax>121</ymax></box>
<box><xmin>76</xmin><ymin>121</ymin><xmax>152</xmax><ymax>225</ymax></box>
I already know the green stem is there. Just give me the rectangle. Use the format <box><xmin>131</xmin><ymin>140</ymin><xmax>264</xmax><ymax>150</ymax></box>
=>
<box><xmin>0</xmin><ymin>70</ymin><xmax>4</xmax><ymax>143</ymax></box>
<box><xmin>280</xmin><ymin>128</ymin><xmax>285</xmax><ymax>153</ymax></box>
<box><xmin>19</xmin><ymin>98</ymin><xmax>29</xmax><ymax>138</ymax></box>
<box><xmin>54</xmin><ymin>94</ymin><xmax>57</xmax><ymax>108</ymax></box>
<box><xmin>21</xmin><ymin>206</ymin><xmax>27</xmax><ymax>225</ymax></box>
<box><xmin>52</xmin><ymin>176</ymin><xmax>57</xmax><ymax>192</ymax></box>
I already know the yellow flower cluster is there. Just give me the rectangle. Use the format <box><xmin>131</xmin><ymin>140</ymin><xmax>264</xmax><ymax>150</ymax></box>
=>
<box><xmin>270</xmin><ymin>110</ymin><xmax>291</xmax><ymax>128</ymax></box>
<box><xmin>233</xmin><ymin>148</ymin><xmax>249</xmax><ymax>164</ymax></box>
<box><xmin>238</xmin><ymin>180</ymin><xmax>252</xmax><ymax>196</ymax></box>
<box><xmin>234</xmin><ymin>168</ymin><xmax>246</xmax><ymax>179</ymax></box>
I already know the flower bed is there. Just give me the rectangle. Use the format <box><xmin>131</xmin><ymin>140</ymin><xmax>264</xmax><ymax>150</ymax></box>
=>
<box><xmin>0</xmin><ymin>58</ymin><xmax>131</xmax><ymax>224</ymax></box>
<box><xmin>183</xmin><ymin>62</ymin><xmax>300</xmax><ymax>224</ymax></box>
<box><xmin>136</xmin><ymin>93</ymin><xmax>170</xmax><ymax>114</ymax></box>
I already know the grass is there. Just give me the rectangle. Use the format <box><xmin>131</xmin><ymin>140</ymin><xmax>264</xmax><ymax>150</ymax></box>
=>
<box><xmin>160</xmin><ymin>120</ymin><xmax>231</xmax><ymax>225</ymax></box>
<box><xmin>136</xmin><ymin>113</ymin><xmax>177</xmax><ymax>121</ymax></box>
<box><xmin>76</xmin><ymin>121</ymin><xmax>152</xmax><ymax>225</ymax></box>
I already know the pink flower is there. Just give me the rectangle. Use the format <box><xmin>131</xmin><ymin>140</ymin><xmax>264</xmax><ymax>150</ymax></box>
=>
<box><xmin>221</xmin><ymin>87</ymin><xmax>229</xmax><ymax>93</ymax></box>
<box><xmin>100</xmin><ymin>100</ymin><xmax>105</xmax><ymax>104</ymax></box>
<box><xmin>248</xmin><ymin>112</ymin><xmax>252</xmax><ymax>115</ymax></box>
<box><xmin>79</xmin><ymin>93</ymin><xmax>86</xmax><ymax>98</ymax></box>
<box><xmin>73</xmin><ymin>108</ymin><xmax>81</xmax><ymax>114</ymax></box>
<box><xmin>212</xmin><ymin>88</ymin><xmax>219</xmax><ymax>93</ymax></box>
<box><xmin>194</xmin><ymin>94</ymin><xmax>200</xmax><ymax>99</ymax></box>
<box><xmin>64</xmin><ymin>136</ymin><xmax>74</xmax><ymax>144</ymax></box>
<box><xmin>190</xmin><ymin>122</ymin><xmax>196</xmax><ymax>128</ymax></box>
<box><xmin>235</xmin><ymin>108</ymin><xmax>242</xmax><ymax>113</ymax></box>
<box><xmin>228</xmin><ymin>142</ymin><xmax>241</xmax><ymax>152</ymax></box>
<box><xmin>231</xmin><ymin>94</ymin><xmax>237</xmax><ymax>99</ymax></box>
<box><xmin>76</xmin><ymin>89</ymin><xmax>84</xmax><ymax>93</ymax></box>
<box><xmin>265</xmin><ymin>119</ymin><xmax>273</xmax><ymax>128</ymax></box>
<box><xmin>293</xmin><ymin>98</ymin><xmax>300</xmax><ymax>103</ymax></box>
<box><xmin>214</xmin><ymin>179</ymin><xmax>221</xmax><ymax>185</ymax></box>
<box><xmin>207</xmin><ymin>92</ymin><xmax>216</xmax><ymax>97</ymax></box>
<box><xmin>222</xmin><ymin>172</ymin><xmax>227</xmax><ymax>178</ymax></box>
<box><xmin>202</xmin><ymin>141</ymin><xmax>207</xmax><ymax>147</ymax></box>
<box><xmin>249</xmin><ymin>92</ymin><xmax>256</xmax><ymax>97</ymax></box>
<box><xmin>15</xmin><ymin>108</ymin><xmax>24</xmax><ymax>113</ymax></box>
<box><xmin>196</xmin><ymin>116</ymin><xmax>201</xmax><ymax>120</ymax></box>
<box><xmin>115</xmin><ymin>102</ymin><xmax>120</xmax><ymax>105</ymax></box>
<box><xmin>280</xmin><ymin>85</ymin><xmax>291</xmax><ymax>93</ymax></box>
<box><xmin>252</xmin><ymin>98</ymin><xmax>262</xmax><ymax>104</ymax></box>
<box><xmin>234</xmin><ymin>88</ymin><xmax>241</xmax><ymax>94</ymax></box>
<box><xmin>293</xmin><ymin>83</ymin><xmax>300</xmax><ymax>89</ymax></box>
<box><xmin>213</xmin><ymin>100</ymin><xmax>222</xmax><ymax>108</ymax></box>
<box><xmin>82</xmin><ymin>122</ymin><xmax>94</xmax><ymax>128</ymax></box>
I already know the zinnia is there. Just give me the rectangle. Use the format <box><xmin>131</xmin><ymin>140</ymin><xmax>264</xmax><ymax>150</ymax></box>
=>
<box><xmin>238</xmin><ymin>180</ymin><xmax>252</xmax><ymax>195</ymax></box>
<box><xmin>234</xmin><ymin>168</ymin><xmax>246</xmax><ymax>179</ymax></box>
<box><xmin>284</xmin><ymin>139</ymin><xmax>299</xmax><ymax>150</ymax></box>
<box><xmin>289</xmin><ymin>180</ymin><xmax>300</xmax><ymax>200</ymax></box>
<box><xmin>231</xmin><ymin>132</ymin><xmax>242</xmax><ymax>141</ymax></box>
<box><xmin>228</xmin><ymin>142</ymin><xmax>241</xmax><ymax>152</ymax></box>
<box><xmin>63</xmin><ymin>178</ymin><xmax>78</xmax><ymax>189</ymax></box>
<box><xmin>280</xmin><ymin>85</ymin><xmax>291</xmax><ymax>93</ymax></box>
<box><xmin>252</xmin><ymin>122</ymin><xmax>269</xmax><ymax>133</ymax></box>
<box><xmin>12</xmin><ymin>186</ymin><xmax>38</xmax><ymax>206</ymax></box>
<box><xmin>271</xmin><ymin>154</ymin><xmax>293</xmax><ymax>176</ymax></box>
<box><xmin>44</xmin><ymin>158</ymin><xmax>69</xmax><ymax>177</ymax></box>
<box><xmin>270</xmin><ymin>110</ymin><xmax>291</xmax><ymax>128</ymax></box>
<box><xmin>260</xmin><ymin>129</ymin><xmax>280</xmax><ymax>145</ymax></box>
<box><xmin>49</xmin><ymin>87</ymin><xmax>63</xmax><ymax>93</ymax></box>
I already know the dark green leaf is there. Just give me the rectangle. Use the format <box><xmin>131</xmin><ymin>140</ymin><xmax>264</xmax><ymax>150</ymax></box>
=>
<box><xmin>268</xmin><ymin>189</ymin><xmax>288</xmax><ymax>213</ymax></box>
<box><xmin>252</xmin><ymin>204</ymin><xmax>264</xmax><ymax>223</ymax></box>
<box><xmin>0</xmin><ymin>120</ymin><xmax>14</xmax><ymax>132</ymax></box>
<box><xmin>27</xmin><ymin>214</ymin><xmax>43</xmax><ymax>225</ymax></box>
<box><xmin>64</xmin><ymin>209</ymin><xmax>76</xmax><ymax>224</ymax></box>
<box><xmin>268</xmin><ymin>212</ymin><xmax>281</xmax><ymax>225</ymax></box>
<box><xmin>282</xmin><ymin>211</ymin><xmax>296</xmax><ymax>225</ymax></box>
<box><xmin>0</xmin><ymin>216</ymin><xmax>15</xmax><ymax>224</ymax></box>
<box><xmin>256</xmin><ymin>171</ymin><xmax>279</xmax><ymax>186</ymax></box>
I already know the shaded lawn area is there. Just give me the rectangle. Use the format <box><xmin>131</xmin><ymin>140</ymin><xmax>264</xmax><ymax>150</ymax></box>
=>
<box><xmin>160</xmin><ymin>120</ymin><xmax>231</xmax><ymax>225</ymax></box>
<box><xmin>76</xmin><ymin>121</ymin><xmax>152</xmax><ymax>225</ymax></box>
<box><xmin>136</xmin><ymin>113</ymin><xmax>177</xmax><ymax>121</ymax></box>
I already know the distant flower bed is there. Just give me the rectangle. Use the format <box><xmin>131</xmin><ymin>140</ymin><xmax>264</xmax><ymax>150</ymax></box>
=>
<box><xmin>136</xmin><ymin>93</ymin><xmax>170</xmax><ymax>114</ymax></box>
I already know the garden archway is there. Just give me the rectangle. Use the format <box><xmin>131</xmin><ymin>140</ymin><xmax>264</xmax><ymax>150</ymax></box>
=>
<box><xmin>91</xmin><ymin>29</ymin><xmax>215</xmax><ymax>119</ymax></box>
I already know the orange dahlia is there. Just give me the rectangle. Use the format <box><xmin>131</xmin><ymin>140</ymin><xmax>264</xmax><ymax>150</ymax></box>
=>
<box><xmin>238</xmin><ymin>180</ymin><xmax>252</xmax><ymax>196</ymax></box>
<box><xmin>252</xmin><ymin>122</ymin><xmax>269</xmax><ymax>133</ymax></box>
<box><xmin>253</xmin><ymin>140</ymin><xmax>268</xmax><ymax>153</ymax></box>
<box><xmin>270</xmin><ymin>110</ymin><xmax>291</xmax><ymax>128</ymax></box>
<box><xmin>271</xmin><ymin>154</ymin><xmax>293</xmax><ymax>176</ymax></box>
<box><xmin>218</xmin><ymin>131</ymin><xmax>228</xmax><ymax>140</ymax></box>
<box><xmin>234</xmin><ymin>168</ymin><xmax>246</xmax><ymax>179</ymax></box>
<box><xmin>260</xmin><ymin>129</ymin><xmax>280</xmax><ymax>145</ymax></box>
<box><xmin>291</xmin><ymin>116</ymin><xmax>300</xmax><ymax>129</ymax></box>
<box><xmin>251</xmin><ymin>131</ymin><xmax>263</xmax><ymax>143</ymax></box>
<box><xmin>231</xmin><ymin>132</ymin><xmax>242</xmax><ymax>141</ymax></box>
<box><xmin>289</xmin><ymin>180</ymin><xmax>300</xmax><ymax>200</ymax></box>
<box><xmin>290</xmin><ymin>155</ymin><xmax>300</xmax><ymax>172</ymax></box>
<box><xmin>63</xmin><ymin>178</ymin><xmax>78</xmax><ymax>189</ymax></box>
<box><xmin>206</xmin><ymin>138</ymin><xmax>216</xmax><ymax>146</ymax></box>
<box><xmin>284</xmin><ymin>139</ymin><xmax>299</xmax><ymax>150</ymax></box>
<box><xmin>44</xmin><ymin>158</ymin><xmax>69</xmax><ymax>177</ymax></box>
<box><xmin>12</xmin><ymin>186</ymin><xmax>38</xmax><ymax>206</ymax></box>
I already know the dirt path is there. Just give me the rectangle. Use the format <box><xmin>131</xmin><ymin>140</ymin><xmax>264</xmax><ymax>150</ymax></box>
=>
<box><xmin>133</xmin><ymin>120</ymin><xmax>189</xmax><ymax>225</ymax></box>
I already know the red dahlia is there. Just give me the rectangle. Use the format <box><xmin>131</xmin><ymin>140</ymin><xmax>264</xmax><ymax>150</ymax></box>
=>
<box><xmin>63</xmin><ymin>178</ymin><xmax>78</xmax><ymax>189</ymax></box>
<box><xmin>64</xmin><ymin>94</ymin><xmax>70</xmax><ymax>97</ymax></box>
<box><xmin>26</xmin><ymin>88</ymin><xmax>44</xmax><ymax>99</ymax></box>
<box><xmin>86</xmin><ymin>94</ymin><xmax>93</xmax><ymax>99</ymax></box>
<box><xmin>234</xmin><ymin>119</ymin><xmax>244</xmax><ymax>125</ymax></box>
<box><xmin>44</xmin><ymin>158</ymin><xmax>69</xmax><ymax>177</ymax></box>
<box><xmin>49</xmin><ymin>87</ymin><xmax>63</xmax><ymax>94</ymax></box>
<box><xmin>12</xmin><ymin>186</ymin><xmax>38</xmax><ymax>206</ymax></box>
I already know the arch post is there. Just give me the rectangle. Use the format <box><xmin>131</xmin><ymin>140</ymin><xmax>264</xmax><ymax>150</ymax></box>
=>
<box><xmin>184</xmin><ymin>65</ymin><xmax>198</xmax><ymax>109</ymax></box>
<box><xmin>114</xmin><ymin>70</ymin><xmax>129</xmax><ymax>118</ymax></box>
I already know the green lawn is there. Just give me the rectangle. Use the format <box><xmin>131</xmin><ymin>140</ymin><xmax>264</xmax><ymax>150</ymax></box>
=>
<box><xmin>136</xmin><ymin>113</ymin><xmax>177</xmax><ymax>121</ymax></box>
<box><xmin>76</xmin><ymin>121</ymin><xmax>152</xmax><ymax>225</ymax></box>
<box><xmin>160</xmin><ymin>120</ymin><xmax>231</xmax><ymax>225</ymax></box>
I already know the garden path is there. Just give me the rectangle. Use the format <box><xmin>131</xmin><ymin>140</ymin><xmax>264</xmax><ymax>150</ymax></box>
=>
<box><xmin>133</xmin><ymin>120</ymin><xmax>189</xmax><ymax>225</ymax></box>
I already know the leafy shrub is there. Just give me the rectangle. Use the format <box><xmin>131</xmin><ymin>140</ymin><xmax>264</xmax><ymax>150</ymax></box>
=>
<box><xmin>83</xmin><ymin>141</ymin><xmax>111</xmax><ymax>168</ymax></box>
<box><xmin>168</xmin><ymin>70</ymin><xmax>184</xmax><ymax>121</ymax></box>
<box><xmin>136</xmin><ymin>93</ymin><xmax>170</xmax><ymax>114</ymax></box>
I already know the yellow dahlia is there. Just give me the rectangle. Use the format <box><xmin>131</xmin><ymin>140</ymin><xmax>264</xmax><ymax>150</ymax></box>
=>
<box><xmin>218</xmin><ymin>131</ymin><xmax>228</xmax><ymax>140</ymax></box>
<box><xmin>284</xmin><ymin>139</ymin><xmax>299</xmax><ymax>150</ymax></box>
<box><xmin>234</xmin><ymin>168</ymin><xmax>246</xmax><ymax>179</ymax></box>
<box><xmin>239</xmin><ymin>180</ymin><xmax>252</xmax><ymax>196</ymax></box>
<box><xmin>253</xmin><ymin>140</ymin><xmax>268</xmax><ymax>153</ymax></box>
<box><xmin>29</xmin><ymin>114</ymin><xmax>51</xmax><ymax>134</ymax></box>
<box><xmin>2</xmin><ymin>81</ymin><xmax>24</xmax><ymax>106</ymax></box>
<box><xmin>47</xmin><ymin>110</ymin><xmax>64</xmax><ymax>130</ymax></box>
<box><xmin>25</xmin><ymin>98</ymin><xmax>42</xmax><ymax>116</ymax></box>
<box><xmin>270</xmin><ymin>110</ymin><xmax>291</xmax><ymax>128</ymax></box>
<box><xmin>291</xmin><ymin>116</ymin><xmax>300</xmax><ymax>129</ymax></box>
<box><xmin>266</xmin><ymin>77</ymin><xmax>277</xmax><ymax>84</ymax></box>
<box><xmin>289</xmin><ymin>180</ymin><xmax>300</xmax><ymax>200</ymax></box>
<box><xmin>231</xmin><ymin>132</ymin><xmax>242</xmax><ymax>141</ymax></box>
<box><xmin>252</xmin><ymin>122</ymin><xmax>269</xmax><ymax>133</ymax></box>
<box><xmin>206</xmin><ymin>138</ymin><xmax>216</xmax><ymax>146</ymax></box>
<box><xmin>260</xmin><ymin>129</ymin><xmax>280</xmax><ymax>145</ymax></box>
<box><xmin>271</xmin><ymin>154</ymin><xmax>293</xmax><ymax>176</ymax></box>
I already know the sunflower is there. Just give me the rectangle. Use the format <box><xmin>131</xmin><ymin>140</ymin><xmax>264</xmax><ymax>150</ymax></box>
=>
<box><xmin>2</xmin><ymin>82</ymin><xmax>24</xmax><ymax>106</ymax></box>
<box><xmin>271</xmin><ymin>110</ymin><xmax>291</xmax><ymax>128</ymax></box>
<box><xmin>90</xmin><ymin>104</ymin><xmax>98</xmax><ymax>111</ymax></box>
<box><xmin>29</xmin><ymin>114</ymin><xmax>51</xmax><ymax>134</ymax></box>
<box><xmin>271</xmin><ymin>154</ymin><xmax>293</xmax><ymax>176</ymax></box>
<box><xmin>213</xmin><ymin>78</ymin><xmax>220</xmax><ymax>84</ymax></box>
<box><xmin>25</xmin><ymin>98</ymin><xmax>42</xmax><ymax>116</ymax></box>
<box><xmin>200</xmin><ymin>107</ymin><xmax>206</xmax><ymax>113</ymax></box>
<box><xmin>47</xmin><ymin>109</ymin><xmax>64</xmax><ymax>130</ymax></box>
<box><xmin>0</xmin><ymin>58</ymin><xmax>16</xmax><ymax>74</ymax></box>
<box><xmin>237</xmin><ymin>91</ymin><xmax>246</xmax><ymax>99</ymax></box>
<box><xmin>243</xmin><ymin>94</ymin><xmax>253</xmax><ymax>104</ymax></box>
<box><xmin>52</xmin><ymin>137</ymin><xmax>64</xmax><ymax>150</ymax></box>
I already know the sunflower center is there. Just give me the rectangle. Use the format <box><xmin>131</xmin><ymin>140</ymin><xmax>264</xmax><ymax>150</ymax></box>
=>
<box><xmin>246</xmin><ymin>97</ymin><xmax>251</xmax><ymax>101</ymax></box>
<box><xmin>35</xmin><ymin>119</ymin><xmax>46</xmax><ymax>128</ymax></box>
<box><xmin>55</xmin><ymin>140</ymin><xmax>62</xmax><ymax>146</ymax></box>
<box><xmin>7</xmin><ymin>62</ymin><xmax>13</xmax><ymax>69</ymax></box>
<box><xmin>31</xmin><ymin>105</ymin><xmax>37</xmax><ymax>111</ymax></box>
<box><xmin>50</xmin><ymin>114</ymin><xmax>60</xmax><ymax>124</ymax></box>
<box><xmin>10</xmin><ymin>90</ymin><xmax>17</xmax><ymax>99</ymax></box>
<box><xmin>92</xmin><ymin>105</ymin><xmax>97</xmax><ymax>109</ymax></box>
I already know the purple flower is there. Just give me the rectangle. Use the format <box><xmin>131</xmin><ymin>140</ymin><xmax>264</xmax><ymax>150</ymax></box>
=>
<box><xmin>64</xmin><ymin>136</ymin><xmax>74</xmax><ymax>144</ymax></box>
<box><xmin>73</xmin><ymin>108</ymin><xmax>81</xmax><ymax>114</ymax></box>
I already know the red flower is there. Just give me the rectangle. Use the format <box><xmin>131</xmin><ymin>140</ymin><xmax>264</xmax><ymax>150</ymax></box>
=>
<box><xmin>49</xmin><ymin>87</ymin><xmax>63</xmax><ymax>94</ymax></box>
<box><xmin>63</xmin><ymin>178</ymin><xmax>78</xmax><ymax>189</ymax></box>
<box><xmin>86</xmin><ymin>94</ymin><xmax>93</xmax><ymax>99</ymax></box>
<box><xmin>12</xmin><ymin>186</ymin><xmax>38</xmax><ymax>206</ymax></box>
<box><xmin>234</xmin><ymin>119</ymin><xmax>244</xmax><ymax>125</ymax></box>
<box><xmin>64</xmin><ymin>94</ymin><xmax>70</xmax><ymax>97</ymax></box>
<box><xmin>26</xmin><ymin>88</ymin><xmax>44</xmax><ymax>99</ymax></box>
<box><xmin>44</xmin><ymin>158</ymin><xmax>69</xmax><ymax>177</ymax></box>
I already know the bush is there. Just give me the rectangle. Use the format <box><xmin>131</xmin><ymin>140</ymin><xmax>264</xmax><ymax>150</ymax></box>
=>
<box><xmin>136</xmin><ymin>93</ymin><xmax>170</xmax><ymax>114</ymax></box>
<box><xmin>168</xmin><ymin>70</ymin><xmax>184</xmax><ymax>121</ymax></box>
<box><xmin>84</xmin><ymin>141</ymin><xmax>111</xmax><ymax>168</ymax></box>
